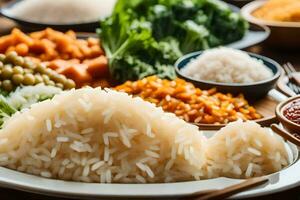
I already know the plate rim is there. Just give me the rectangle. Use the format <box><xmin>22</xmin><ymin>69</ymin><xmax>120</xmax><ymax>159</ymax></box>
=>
<box><xmin>241</xmin><ymin>0</ymin><xmax>300</xmax><ymax>28</ymax></box>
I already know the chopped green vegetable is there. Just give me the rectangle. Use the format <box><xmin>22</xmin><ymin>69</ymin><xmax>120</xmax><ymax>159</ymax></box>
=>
<box><xmin>6</xmin><ymin>84</ymin><xmax>62</xmax><ymax>111</ymax></box>
<box><xmin>0</xmin><ymin>84</ymin><xmax>62</xmax><ymax>128</ymax></box>
<box><xmin>0</xmin><ymin>95</ymin><xmax>16</xmax><ymax>128</ymax></box>
<box><xmin>98</xmin><ymin>0</ymin><xmax>248</xmax><ymax>82</ymax></box>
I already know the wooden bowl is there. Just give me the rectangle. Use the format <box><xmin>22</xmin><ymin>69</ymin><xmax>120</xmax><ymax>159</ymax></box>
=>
<box><xmin>241</xmin><ymin>0</ymin><xmax>300</xmax><ymax>49</ymax></box>
<box><xmin>276</xmin><ymin>95</ymin><xmax>300</xmax><ymax>134</ymax></box>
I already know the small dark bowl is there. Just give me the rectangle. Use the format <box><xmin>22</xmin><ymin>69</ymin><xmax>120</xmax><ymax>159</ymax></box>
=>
<box><xmin>0</xmin><ymin>0</ymin><xmax>102</xmax><ymax>32</ymax></box>
<box><xmin>224</xmin><ymin>0</ymin><xmax>254</xmax><ymax>8</ymax></box>
<box><xmin>276</xmin><ymin>95</ymin><xmax>300</xmax><ymax>134</ymax></box>
<box><xmin>175</xmin><ymin>51</ymin><xmax>281</xmax><ymax>100</ymax></box>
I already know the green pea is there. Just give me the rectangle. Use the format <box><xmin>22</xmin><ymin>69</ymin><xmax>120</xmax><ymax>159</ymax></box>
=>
<box><xmin>3</xmin><ymin>64</ymin><xmax>12</xmax><ymax>68</ymax></box>
<box><xmin>33</xmin><ymin>74</ymin><xmax>42</xmax><ymax>84</ymax></box>
<box><xmin>46</xmin><ymin>80</ymin><xmax>55</xmax><ymax>86</ymax></box>
<box><xmin>13</xmin><ymin>66</ymin><xmax>24</xmax><ymax>74</ymax></box>
<box><xmin>35</xmin><ymin>64</ymin><xmax>47</xmax><ymax>74</ymax></box>
<box><xmin>23</xmin><ymin>58</ymin><xmax>35</xmax><ymax>69</ymax></box>
<box><xmin>0</xmin><ymin>54</ymin><xmax>5</xmax><ymax>62</ymax></box>
<box><xmin>2</xmin><ymin>80</ymin><xmax>13</xmax><ymax>92</ymax></box>
<box><xmin>65</xmin><ymin>79</ymin><xmax>76</xmax><ymax>89</ymax></box>
<box><xmin>2</xmin><ymin>66</ymin><xmax>13</xmax><ymax>79</ymax></box>
<box><xmin>12</xmin><ymin>74</ymin><xmax>24</xmax><ymax>85</ymax></box>
<box><xmin>6</xmin><ymin>51</ymin><xmax>18</xmax><ymax>62</ymax></box>
<box><xmin>42</xmin><ymin>74</ymin><xmax>50</xmax><ymax>82</ymax></box>
<box><xmin>23</xmin><ymin>74</ymin><xmax>35</xmax><ymax>85</ymax></box>
<box><xmin>51</xmin><ymin>73</ymin><xmax>64</xmax><ymax>83</ymax></box>
<box><xmin>24</xmin><ymin>68</ymin><xmax>33</xmax><ymax>74</ymax></box>
<box><xmin>55</xmin><ymin>83</ymin><xmax>64</xmax><ymax>89</ymax></box>
<box><xmin>45</xmin><ymin>68</ymin><xmax>54</xmax><ymax>76</ymax></box>
<box><xmin>57</xmin><ymin>74</ymin><xmax>67</xmax><ymax>84</ymax></box>
<box><xmin>12</xmin><ymin>56</ymin><xmax>24</xmax><ymax>66</ymax></box>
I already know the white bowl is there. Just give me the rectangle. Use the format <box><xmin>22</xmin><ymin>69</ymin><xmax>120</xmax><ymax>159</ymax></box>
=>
<box><xmin>241</xmin><ymin>0</ymin><xmax>300</xmax><ymax>49</ymax></box>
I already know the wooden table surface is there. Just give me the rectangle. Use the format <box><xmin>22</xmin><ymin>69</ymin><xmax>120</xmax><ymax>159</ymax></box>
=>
<box><xmin>0</xmin><ymin>15</ymin><xmax>299</xmax><ymax>200</ymax></box>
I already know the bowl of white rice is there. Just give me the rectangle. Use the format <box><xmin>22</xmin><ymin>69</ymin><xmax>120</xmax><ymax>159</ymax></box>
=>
<box><xmin>0</xmin><ymin>0</ymin><xmax>117</xmax><ymax>31</ymax></box>
<box><xmin>175</xmin><ymin>48</ymin><xmax>281</xmax><ymax>100</ymax></box>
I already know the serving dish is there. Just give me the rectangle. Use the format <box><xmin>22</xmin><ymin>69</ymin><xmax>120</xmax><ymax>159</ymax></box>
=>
<box><xmin>227</xmin><ymin>23</ymin><xmax>270</xmax><ymax>49</ymax></box>
<box><xmin>241</xmin><ymin>0</ymin><xmax>300</xmax><ymax>49</ymax></box>
<box><xmin>175</xmin><ymin>51</ymin><xmax>281</xmax><ymax>100</ymax></box>
<box><xmin>276</xmin><ymin>95</ymin><xmax>300</xmax><ymax>134</ymax></box>
<box><xmin>0</xmin><ymin>130</ymin><xmax>297</xmax><ymax>200</ymax></box>
<box><xmin>0</xmin><ymin>0</ymin><xmax>115</xmax><ymax>32</ymax></box>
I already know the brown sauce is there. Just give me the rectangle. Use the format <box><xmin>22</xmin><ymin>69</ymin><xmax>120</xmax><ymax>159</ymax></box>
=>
<box><xmin>283</xmin><ymin>99</ymin><xmax>300</xmax><ymax>125</ymax></box>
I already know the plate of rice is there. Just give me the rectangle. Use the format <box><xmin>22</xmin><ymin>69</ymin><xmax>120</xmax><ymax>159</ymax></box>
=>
<box><xmin>0</xmin><ymin>88</ymin><xmax>299</xmax><ymax>199</ymax></box>
<box><xmin>0</xmin><ymin>0</ymin><xmax>117</xmax><ymax>31</ymax></box>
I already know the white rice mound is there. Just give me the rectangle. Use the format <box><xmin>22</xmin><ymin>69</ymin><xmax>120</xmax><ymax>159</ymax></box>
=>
<box><xmin>0</xmin><ymin>88</ymin><xmax>206</xmax><ymax>183</ymax></box>
<box><xmin>7</xmin><ymin>0</ymin><xmax>116</xmax><ymax>24</ymax></box>
<box><xmin>181</xmin><ymin>47</ymin><xmax>273</xmax><ymax>84</ymax></box>
<box><xmin>205</xmin><ymin>121</ymin><xmax>290</xmax><ymax>179</ymax></box>
<box><xmin>0</xmin><ymin>88</ymin><xmax>290</xmax><ymax>183</ymax></box>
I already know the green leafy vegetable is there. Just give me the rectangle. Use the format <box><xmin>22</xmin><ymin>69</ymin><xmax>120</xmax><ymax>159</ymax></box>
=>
<box><xmin>98</xmin><ymin>0</ymin><xmax>248</xmax><ymax>82</ymax></box>
<box><xmin>0</xmin><ymin>84</ymin><xmax>62</xmax><ymax>128</ymax></box>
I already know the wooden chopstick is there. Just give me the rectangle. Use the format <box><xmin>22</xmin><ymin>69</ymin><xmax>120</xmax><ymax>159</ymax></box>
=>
<box><xmin>271</xmin><ymin>124</ymin><xmax>300</xmax><ymax>146</ymax></box>
<box><xmin>192</xmin><ymin>177</ymin><xmax>269</xmax><ymax>200</ymax></box>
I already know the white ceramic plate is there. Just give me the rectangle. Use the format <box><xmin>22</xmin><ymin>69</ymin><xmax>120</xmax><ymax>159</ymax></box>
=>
<box><xmin>0</xmin><ymin>131</ymin><xmax>298</xmax><ymax>199</ymax></box>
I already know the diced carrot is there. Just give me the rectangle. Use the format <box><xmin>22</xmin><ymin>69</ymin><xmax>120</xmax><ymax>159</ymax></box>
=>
<box><xmin>29</xmin><ymin>30</ymin><xmax>46</xmax><ymax>39</ymax></box>
<box><xmin>92</xmin><ymin>79</ymin><xmax>111</xmax><ymax>88</ymax></box>
<box><xmin>5</xmin><ymin>46</ymin><xmax>16</xmax><ymax>53</ymax></box>
<box><xmin>90</xmin><ymin>45</ymin><xmax>103</xmax><ymax>57</ymax></box>
<box><xmin>46</xmin><ymin>60</ymin><xmax>65</xmax><ymax>70</ymax></box>
<box><xmin>65</xmin><ymin>30</ymin><xmax>77</xmax><ymax>40</ymax></box>
<box><xmin>0</xmin><ymin>35</ymin><xmax>15</xmax><ymax>53</ymax></box>
<box><xmin>15</xmin><ymin>43</ymin><xmax>29</xmax><ymax>56</ymax></box>
<box><xmin>78</xmin><ymin>40</ymin><xmax>92</xmax><ymax>57</ymax></box>
<box><xmin>87</xmin><ymin>37</ymin><xmax>99</xmax><ymax>46</ymax></box>
<box><xmin>85</xmin><ymin>56</ymin><xmax>109</xmax><ymax>78</ymax></box>
<box><xmin>28</xmin><ymin>57</ymin><xmax>41</xmax><ymax>63</ymax></box>
<box><xmin>71</xmin><ymin>46</ymin><xmax>83</xmax><ymax>59</ymax></box>
<box><xmin>40</xmin><ymin>39</ymin><xmax>56</xmax><ymax>59</ymax></box>
<box><xmin>12</xmin><ymin>28</ymin><xmax>34</xmax><ymax>46</ymax></box>
<box><xmin>29</xmin><ymin>40</ymin><xmax>46</xmax><ymax>55</ymax></box>
<box><xmin>56</xmin><ymin>63</ymin><xmax>92</xmax><ymax>86</ymax></box>
<box><xmin>61</xmin><ymin>54</ymin><xmax>70</xmax><ymax>60</ymax></box>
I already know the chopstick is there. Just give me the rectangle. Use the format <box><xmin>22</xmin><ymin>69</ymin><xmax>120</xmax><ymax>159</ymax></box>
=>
<box><xmin>271</xmin><ymin>124</ymin><xmax>300</xmax><ymax>146</ymax></box>
<box><xmin>286</xmin><ymin>63</ymin><xmax>300</xmax><ymax>86</ymax></box>
<box><xmin>283</xmin><ymin>63</ymin><xmax>300</xmax><ymax>94</ymax></box>
<box><xmin>191</xmin><ymin>177</ymin><xmax>269</xmax><ymax>200</ymax></box>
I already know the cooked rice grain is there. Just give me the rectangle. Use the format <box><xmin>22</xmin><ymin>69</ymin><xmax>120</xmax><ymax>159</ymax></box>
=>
<box><xmin>205</xmin><ymin>121</ymin><xmax>289</xmax><ymax>179</ymax></box>
<box><xmin>0</xmin><ymin>88</ymin><xmax>206</xmax><ymax>183</ymax></box>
